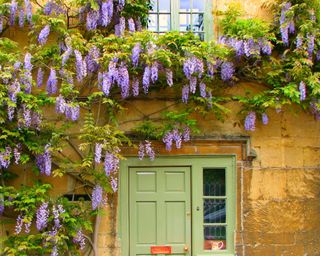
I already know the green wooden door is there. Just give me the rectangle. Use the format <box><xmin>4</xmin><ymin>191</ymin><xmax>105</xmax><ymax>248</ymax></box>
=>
<box><xmin>129</xmin><ymin>166</ymin><xmax>191</xmax><ymax>256</ymax></box>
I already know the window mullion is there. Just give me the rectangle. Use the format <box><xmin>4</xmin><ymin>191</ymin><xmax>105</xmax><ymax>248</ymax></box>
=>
<box><xmin>171</xmin><ymin>0</ymin><xmax>179</xmax><ymax>31</ymax></box>
<box><xmin>204</xmin><ymin>0</ymin><xmax>214</xmax><ymax>41</ymax></box>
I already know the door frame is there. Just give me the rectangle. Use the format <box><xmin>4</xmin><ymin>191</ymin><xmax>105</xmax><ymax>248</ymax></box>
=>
<box><xmin>119</xmin><ymin>155</ymin><xmax>236</xmax><ymax>256</ymax></box>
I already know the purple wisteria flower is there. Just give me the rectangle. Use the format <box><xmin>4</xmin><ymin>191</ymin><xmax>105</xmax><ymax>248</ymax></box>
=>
<box><xmin>117</xmin><ymin>64</ymin><xmax>130</xmax><ymax>98</ymax></box>
<box><xmin>280</xmin><ymin>26</ymin><xmax>289</xmax><ymax>46</ymax></box>
<box><xmin>288</xmin><ymin>20</ymin><xmax>295</xmax><ymax>34</ymax></box>
<box><xmin>100</xmin><ymin>1</ymin><xmax>113</xmax><ymax>27</ymax></box>
<box><xmin>86</xmin><ymin>46</ymin><xmax>100</xmax><ymax>73</ymax></box>
<box><xmin>0</xmin><ymin>196</ymin><xmax>4</xmax><ymax>215</ymax></box>
<box><xmin>0</xmin><ymin>17</ymin><xmax>3</xmax><ymax>33</ymax></box>
<box><xmin>62</xmin><ymin>47</ymin><xmax>73</xmax><ymax>66</ymax></box>
<box><xmin>38</xmin><ymin>25</ymin><xmax>50</xmax><ymax>45</ymax></box>
<box><xmin>145</xmin><ymin>140</ymin><xmax>155</xmax><ymax>160</ymax></box>
<box><xmin>111</xmin><ymin>176</ymin><xmax>118</xmax><ymax>192</ymax></box>
<box><xmin>95</xmin><ymin>143</ymin><xmax>102</xmax><ymax>163</ymax></box>
<box><xmin>56</xmin><ymin>95</ymin><xmax>66</xmax><ymax>114</ymax></box>
<box><xmin>166</xmin><ymin>69</ymin><xmax>173</xmax><ymax>87</ymax></box>
<box><xmin>262</xmin><ymin>113</ymin><xmax>269</xmax><ymax>125</ymax></box>
<box><xmin>182</xmin><ymin>127</ymin><xmax>190</xmax><ymax>142</ymax></box>
<box><xmin>47</xmin><ymin>68</ymin><xmax>57</xmax><ymax>94</ymax></box>
<box><xmin>8</xmin><ymin>105</ymin><xmax>15</xmax><ymax>121</ymax></box>
<box><xmin>104</xmin><ymin>152</ymin><xmax>119</xmax><ymax>176</ymax></box>
<box><xmin>24</xmin><ymin>52</ymin><xmax>32</xmax><ymax>71</ymax></box>
<box><xmin>37</xmin><ymin>68</ymin><xmax>44</xmax><ymax>87</ymax></box>
<box><xmin>19</xmin><ymin>8</ymin><xmax>24</xmax><ymax>27</ymax></box>
<box><xmin>86</xmin><ymin>10</ymin><xmax>99</xmax><ymax>30</ymax></box>
<box><xmin>296</xmin><ymin>35</ymin><xmax>303</xmax><ymax>49</ymax></box>
<box><xmin>52</xmin><ymin>205</ymin><xmax>61</xmax><ymax>229</ymax></box>
<box><xmin>24</xmin><ymin>0</ymin><xmax>32</xmax><ymax>23</ymax></box>
<box><xmin>307</xmin><ymin>34</ymin><xmax>315</xmax><ymax>57</ymax></box>
<box><xmin>102</xmin><ymin>72</ymin><xmax>112</xmax><ymax>96</ymax></box>
<box><xmin>36</xmin><ymin>202</ymin><xmax>49</xmax><ymax>231</ymax></box>
<box><xmin>73</xmin><ymin>229</ymin><xmax>86</xmax><ymax>250</ymax></box>
<box><xmin>74</xmin><ymin>50</ymin><xmax>87</xmax><ymax>82</ymax></box>
<box><xmin>15</xmin><ymin>215</ymin><xmax>23</xmax><ymax>234</ymax></box>
<box><xmin>299</xmin><ymin>81</ymin><xmax>306</xmax><ymax>101</ymax></box>
<box><xmin>259</xmin><ymin>39</ymin><xmax>272</xmax><ymax>55</ymax></box>
<box><xmin>24</xmin><ymin>220</ymin><xmax>31</xmax><ymax>233</ymax></box>
<box><xmin>65</xmin><ymin>104</ymin><xmax>80</xmax><ymax>121</ymax></box>
<box><xmin>142</xmin><ymin>66</ymin><xmax>151</xmax><ymax>93</ymax></box>
<box><xmin>51</xmin><ymin>245</ymin><xmax>58</xmax><ymax>256</ymax></box>
<box><xmin>221</xmin><ymin>61</ymin><xmax>234</xmax><ymax>81</ymax></box>
<box><xmin>135</xmin><ymin>19</ymin><xmax>142</xmax><ymax>31</ymax></box>
<box><xmin>92</xmin><ymin>185</ymin><xmax>103</xmax><ymax>210</ymax></box>
<box><xmin>10</xmin><ymin>0</ymin><xmax>18</xmax><ymax>26</ymax></box>
<box><xmin>32</xmin><ymin>112</ymin><xmax>42</xmax><ymax>130</ymax></box>
<box><xmin>14</xmin><ymin>61</ymin><xmax>21</xmax><ymax>71</ymax></box>
<box><xmin>182</xmin><ymin>85</ymin><xmax>189</xmax><ymax>103</ymax></box>
<box><xmin>138</xmin><ymin>142</ymin><xmax>144</xmax><ymax>160</ymax></box>
<box><xmin>0</xmin><ymin>146</ymin><xmax>12</xmax><ymax>169</ymax></box>
<box><xmin>115</xmin><ymin>17</ymin><xmax>126</xmax><ymax>37</ymax></box>
<box><xmin>151</xmin><ymin>62</ymin><xmax>158</xmax><ymax>83</ymax></box>
<box><xmin>183</xmin><ymin>57</ymin><xmax>195</xmax><ymax>79</ymax></box>
<box><xmin>8</xmin><ymin>80</ymin><xmax>20</xmax><ymax>103</ymax></box>
<box><xmin>199</xmin><ymin>82</ymin><xmax>206</xmax><ymax>98</ymax></box>
<box><xmin>244</xmin><ymin>111</ymin><xmax>256</xmax><ymax>131</ymax></box>
<box><xmin>316</xmin><ymin>51</ymin><xmax>320</xmax><ymax>62</ymax></box>
<box><xmin>118</xmin><ymin>0</ymin><xmax>125</xmax><ymax>9</ymax></box>
<box><xmin>108</xmin><ymin>59</ymin><xmax>118</xmax><ymax>83</ymax></box>
<box><xmin>36</xmin><ymin>144</ymin><xmax>52</xmax><ymax>176</ymax></box>
<box><xmin>43</xmin><ymin>1</ymin><xmax>54</xmax><ymax>15</ymax></box>
<box><xmin>162</xmin><ymin>131</ymin><xmax>173</xmax><ymax>151</ymax></box>
<box><xmin>132</xmin><ymin>77</ymin><xmax>139</xmax><ymax>96</ymax></box>
<box><xmin>128</xmin><ymin>18</ymin><xmax>135</xmax><ymax>32</ymax></box>
<box><xmin>21</xmin><ymin>105</ymin><xmax>31</xmax><ymax>128</ymax></box>
<box><xmin>172</xmin><ymin>129</ymin><xmax>182</xmax><ymax>149</ymax></box>
<box><xmin>131</xmin><ymin>43</ymin><xmax>141</xmax><ymax>67</ymax></box>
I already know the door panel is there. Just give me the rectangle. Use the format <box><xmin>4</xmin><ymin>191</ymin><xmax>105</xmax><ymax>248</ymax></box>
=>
<box><xmin>129</xmin><ymin>166</ymin><xmax>191</xmax><ymax>256</ymax></box>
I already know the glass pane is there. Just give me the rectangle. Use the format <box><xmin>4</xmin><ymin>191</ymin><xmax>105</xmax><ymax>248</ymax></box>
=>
<box><xmin>180</xmin><ymin>0</ymin><xmax>191</xmax><ymax>11</ymax></box>
<box><xmin>150</xmin><ymin>0</ymin><xmax>157</xmax><ymax>12</ymax></box>
<box><xmin>193</xmin><ymin>1</ymin><xmax>205</xmax><ymax>12</ymax></box>
<box><xmin>203</xmin><ymin>169</ymin><xmax>226</xmax><ymax>196</ymax></box>
<box><xmin>195</xmin><ymin>32</ymin><xmax>205</xmax><ymax>41</ymax></box>
<box><xmin>204</xmin><ymin>226</ymin><xmax>226</xmax><ymax>251</ymax></box>
<box><xmin>179</xmin><ymin>14</ymin><xmax>191</xmax><ymax>31</ymax></box>
<box><xmin>159</xmin><ymin>14</ymin><xmax>170</xmax><ymax>32</ymax></box>
<box><xmin>192</xmin><ymin>13</ymin><xmax>204</xmax><ymax>32</ymax></box>
<box><xmin>148</xmin><ymin>14</ymin><xmax>158</xmax><ymax>32</ymax></box>
<box><xmin>204</xmin><ymin>199</ymin><xmax>226</xmax><ymax>223</ymax></box>
<box><xmin>159</xmin><ymin>0</ymin><xmax>170</xmax><ymax>12</ymax></box>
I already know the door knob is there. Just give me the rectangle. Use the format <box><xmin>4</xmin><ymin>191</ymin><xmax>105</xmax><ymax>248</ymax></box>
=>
<box><xmin>184</xmin><ymin>245</ymin><xmax>189</xmax><ymax>252</ymax></box>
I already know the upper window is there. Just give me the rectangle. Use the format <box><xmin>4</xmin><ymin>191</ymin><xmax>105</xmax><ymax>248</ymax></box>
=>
<box><xmin>148</xmin><ymin>0</ymin><xmax>213</xmax><ymax>41</ymax></box>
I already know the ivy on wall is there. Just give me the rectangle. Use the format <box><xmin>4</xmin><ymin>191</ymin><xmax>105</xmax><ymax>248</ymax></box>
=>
<box><xmin>0</xmin><ymin>0</ymin><xmax>319</xmax><ymax>254</ymax></box>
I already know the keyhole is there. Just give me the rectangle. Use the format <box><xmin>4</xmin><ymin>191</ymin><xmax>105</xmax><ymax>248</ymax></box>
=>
<box><xmin>196</xmin><ymin>206</ymin><xmax>200</xmax><ymax>211</ymax></box>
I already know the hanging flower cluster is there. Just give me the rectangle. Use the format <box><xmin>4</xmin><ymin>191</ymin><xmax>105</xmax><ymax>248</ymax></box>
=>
<box><xmin>36</xmin><ymin>144</ymin><xmax>52</xmax><ymax>176</ymax></box>
<box><xmin>220</xmin><ymin>36</ymin><xmax>272</xmax><ymax>57</ymax></box>
<box><xmin>162</xmin><ymin>127</ymin><xmax>190</xmax><ymax>151</ymax></box>
<box><xmin>138</xmin><ymin>140</ymin><xmax>155</xmax><ymax>161</ymax></box>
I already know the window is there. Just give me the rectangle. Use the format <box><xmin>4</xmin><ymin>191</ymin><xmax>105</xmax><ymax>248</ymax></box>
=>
<box><xmin>148</xmin><ymin>0</ymin><xmax>213</xmax><ymax>41</ymax></box>
<box><xmin>203</xmin><ymin>169</ymin><xmax>227</xmax><ymax>251</ymax></box>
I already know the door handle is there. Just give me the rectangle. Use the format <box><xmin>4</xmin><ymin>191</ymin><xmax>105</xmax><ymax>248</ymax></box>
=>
<box><xmin>184</xmin><ymin>245</ymin><xmax>189</xmax><ymax>252</ymax></box>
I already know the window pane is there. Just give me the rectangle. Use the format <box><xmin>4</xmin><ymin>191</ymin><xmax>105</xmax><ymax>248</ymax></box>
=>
<box><xmin>193</xmin><ymin>1</ymin><xmax>205</xmax><ymax>12</ymax></box>
<box><xmin>180</xmin><ymin>0</ymin><xmax>191</xmax><ymax>11</ymax></box>
<box><xmin>148</xmin><ymin>14</ymin><xmax>158</xmax><ymax>32</ymax></box>
<box><xmin>179</xmin><ymin>14</ymin><xmax>191</xmax><ymax>31</ymax></box>
<box><xmin>159</xmin><ymin>14</ymin><xmax>170</xmax><ymax>32</ymax></box>
<box><xmin>159</xmin><ymin>0</ymin><xmax>170</xmax><ymax>12</ymax></box>
<box><xmin>150</xmin><ymin>0</ymin><xmax>157</xmax><ymax>12</ymax></box>
<box><xmin>192</xmin><ymin>13</ymin><xmax>204</xmax><ymax>32</ymax></box>
<box><xmin>195</xmin><ymin>32</ymin><xmax>205</xmax><ymax>41</ymax></box>
<box><xmin>204</xmin><ymin>226</ymin><xmax>226</xmax><ymax>250</ymax></box>
<box><xmin>204</xmin><ymin>199</ymin><xmax>226</xmax><ymax>223</ymax></box>
<box><xmin>203</xmin><ymin>169</ymin><xmax>226</xmax><ymax>196</ymax></box>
